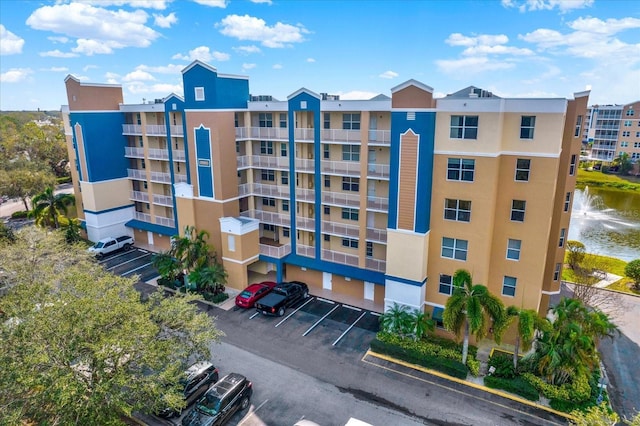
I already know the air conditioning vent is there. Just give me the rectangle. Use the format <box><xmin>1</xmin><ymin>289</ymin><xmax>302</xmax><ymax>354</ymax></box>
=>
<box><xmin>407</xmin><ymin>112</ymin><xmax>416</xmax><ymax>121</ymax></box>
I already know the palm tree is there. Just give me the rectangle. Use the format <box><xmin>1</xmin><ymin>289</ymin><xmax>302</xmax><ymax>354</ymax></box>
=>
<box><xmin>189</xmin><ymin>263</ymin><xmax>228</xmax><ymax>295</ymax></box>
<box><xmin>152</xmin><ymin>252</ymin><xmax>182</xmax><ymax>284</ymax></box>
<box><xmin>443</xmin><ymin>269</ymin><xmax>506</xmax><ymax>365</ymax></box>
<box><xmin>409</xmin><ymin>310</ymin><xmax>435</xmax><ymax>341</ymax></box>
<box><xmin>29</xmin><ymin>187</ymin><xmax>75</xmax><ymax>229</ymax></box>
<box><xmin>380</xmin><ymin>303</ymin><xmax>413</xmax><ymax>336</ymax></box>
<box><xmin>503</xmin><ymin>306</ymin><xmax>550</xmax><ymax>369</ymax></box>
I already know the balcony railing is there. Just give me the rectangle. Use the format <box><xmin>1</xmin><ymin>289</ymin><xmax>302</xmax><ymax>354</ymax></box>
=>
<box><xmin>122</xmin><ymin>124</ymin><xmax>142</xmax><ymax>135</ymax></box>
<box><xmin>366</xmin><ymin>227</ymin><xmax>387</xmax><ymax>243</ymax></box>
<box><xmin>321</xmin><ymin>160</ymin><xmax>361</xmax><ymax>176</ymax></box>
<box><xmin>124</xmin><ymin>147</ymin><xmax>144</xmax><ymax>158</ymax></box>
<box><xmin>367</xmin><ymin>130</ymin><xmax>391</xmax><ymax>145</ymax></box>
<box><xmin>173</xmin><ymin>149</ymin><xmax>186</xmax><ymax>162</ymax></box>
<box><xmin>365</xmin><ymin>257</ymin><xmax>386</xmax><ymax>272</ymax></box>
<box><xmin>320</xmin><ymin>129</ymin><xmax>361</xmax><ymax>143</ymax></box>
<box><xmin>367</xmin><ymin>163</ymin><xmax>390</xmax><ymax>179</ymax></box>
<box><xmin>296</xmin><ymin>217</ymin><xmax>315</xmax><ymax>231</ymax></box>
<box><xmin>235</xmin><ymin>127</ymin><xmax>289</xmax><ymax>140</ymax></box>
<box><xmin>170</xmin><ymin>125</ymin><xmax>183</xmax><ymax>136</ymax></box>
<box><xmin>238</xmin><ymin>183</ymin><xmax>290</xmax><ymax>198</ymax></box>
<box><xmin>127</xmin><ymin>169</ymin><xmax>147</xmax><ymax>180</ymax></box>
<box><xmin>322</xmin><ymin>191</ymin><xmax>360</xmax><ymax>208</ymax></box>
<box><xmin>367</xmin><ymin>196</ymin><xmax>389</xmax><ymax>211</ymax></box>
<box><xmin>134</xmin><ymin>211</ymin><xmax>151</xmax><ymax>222</ymax></box>
<box><xmin>294</xmin><ymin>128</ymin><xmax>314</xmax><ymax>141</ymax></box>
<box><xmin>130</xmin><ymin>190</ymin><xmax>149</xmax><ymax>203</ymax></box>
<box><xmin>259</xmin><ymin>243</ymin><xmax>291</xmax><ymax>258</ymax></box>
<box><xmin>296</xmin><ymin>244</ymin><xmax>315</xmax><ymax>258</ymax></box>
<box><xmin>146</xmin><ymin>124</ymin><xmax>167</xmax><ymax>136</ymax></box>
<box><xmin>150</xmin><ymin>171</ymin><xmax>171</xmax><ymax>183</ymax></box>
<box><xmin>175</xmin><ymin>174</ymin><xmax>188</xmax><ymax>183</ymax></box>
<box><xmin>294</xmin><ymin>158</ymin><xmax>315</xmax><ymax>172</ymax></box>
<box><xmin>322</xmin><ymin>220</ymin><xmax>359</xmax><ymax>238</ymax></box>
<box><xmin>295</xmin><ymin>188</ymin><xmax>315</xmax><ymax>203</ymax></box>
<box><xmin>321</xmin><ymin>248</ymin><xmax>359</xmax><ymax>267</ymax></box>
<box><xmin>148</xmin><ymin>148</ymin><xmax>169</xmax><ymax>160</ymax></box>
<box><xmin>155</xmin><ymin>215</ymin><xmax>175</xmax><ymax>228</ymax></box>
<box><xmin>240</xmin><ymin>210</ymin><xmax>291</xmax><ymax>227</ymax></box>
<box><xmin>153</xmin><ymin>194</ymin><xmax>173</xmax><ymax>206</ymax></box>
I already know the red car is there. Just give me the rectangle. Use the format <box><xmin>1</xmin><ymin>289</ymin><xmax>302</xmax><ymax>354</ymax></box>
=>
<box><xmin>235</xmin><ymin>281</ymin><xmax>277</xmax><ymax>308</ymax></box>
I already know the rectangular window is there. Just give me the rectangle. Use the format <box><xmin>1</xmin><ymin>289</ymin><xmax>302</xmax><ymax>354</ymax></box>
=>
<box><xmin>261</xmin><ymin>169</ymin><xmax>275</xmax><ymax>181</ymax></box>
<box><xmin>342</xmin><ymin>177</ymin><xmax>360</xmax><ymax>192</ymax></box>
<box><xmin>281</xmin><ymin>171</ymin><xmax>289</xmax><ymax>185</ymax></box>
<box><xmin>138</xmin><ymin>136</ymin><xmax>143</xmax><ymax>147</ymax></box>
<box><xmin>564</xmin><ymin>192</ymin><xmax>572</xmax><ymax>212</ymax></box>
<box><xmin>575</xmin><ymin>115</ymin><xmax>583</xmax><ymax>137</ymax></box>
<box><xmin>439</xmin><ymin>274</ymin><xmax>453</xmax><ymax>295</ymax></box>
<box><xmin>263</xmin><ymin>224</ymin><xmax>275</xmax><ymax>232</ymax></box>
<box><xmin>280</xmin><ymin>143</ymin><xmax>287</xmax><ymax>157</ymax></box>
<box><xmin>235</xmin><ymin>141</ymin><xmax>240</xmax><ymax>153</ymax></box>
<box><xmin>341</xmin><ymin>208</ymin><xmax>359</xmax><ymax>221</ymax></box>
<box><xmin>195</xmin><ymin>87</ymin><xmax>205</xmax><ymax>101</ymax></box>
<box><xmin>554</xmin><ymin>263</ymin><xmax>561</xmax><ymax>281</ymax></box>
<box><xmin>520</xmin><ymin>116</ymin><xmax>536</xmax><ymax>139</ymax></box>
<box><xmin>450</xmin><ymin>115</ymin><xmax>478</xmax><ymax>139</ymax></box>
<box><xmin>228</xmin><ymin>235</ymin><xmax>235</xmax><ymax>252</ymax></box>
<box><xmin>282</xmin><ymin>200</ymin><xmax>289</xmax><ymax>212</ymax></box>
<box><xmin>441</xmin><ymin>237</ymin><xmax>468</xmax><ymax>261</ymax></box>
<box><xmin>624</xmin><ymin>120</ymin><xmax>632</xmax><ymax>127</ymax></box>
<box><xmin>515</xmin><ymin>159</ymin><xmax>531</xmax><ymax>181</ymax></box>
<box><xmin>511</xmin><ymin>200</ymin><xmax>526</xmax><ymax>222</ymax></box>
<box><xmin>141</xmin><ymin>159</ymin><xmax>146</xmax><ymax>169</ymax></box>
<box><xmin>324</xmin><ymin>176</ymin><xmax>330</xmax><ymax>188</ymax></box>
<box><xmin>283</xmin><ymin>227</ymin><xmax>290</xmax><ymax>238</ymax></box>
<box><xmin>258</xmin><ymin>113</ymin><xmax>273</xmax><ymax>128</ymax></box>
<box><xmin>559</xmin><ymin>228</ymin><xmax>566</xmax><ymax>247</ymax></box>
<box><xmin>626</xmin><ymin>109</ymin><xmax>635</xmax><ymax>116</ymax></box>
<box><xmin>507</xmin><ymin>239</ymin><xmax>521</xmax><ymax>260</ymax></box>
<box><xmin>569</xmin><ymin>154</ymin><xmax>577</xmax><ymax>176</ymax></box>
<box><xmin>366</xmin><ymin>241</ymin><xmax>373</xmax><ymax>257</ymax></box>
<box><xmin>260</xmin><ymin>141</ymin><xmax>273</xmax><ymax>155</ymax></box>
<box><xmin>342</xmin><ymin>113</ymin><xmax>361</xmax><ymax>130</ymax></box>
<box><xmin>342</xmin><ymin>145</ymin><xmax>360</xmax><ymax>161</ymax></box>
<box><xmin>262</xmin><ymin>197</ymin><xmax>275</xmax><ymax>207</ymax></box>
<box><xmin>323</xmin><ymin>144</ymin><xmax>330</xmax><ymax>159</ymax></box>
<box><xmin>502</xmin><ymin>276</ymin><xmax>517</xmax><ymax>297</ymax></box>
<box><xmin>324</xmin><ymin>205</ymin><xmax>330</xmax><ymax>215</ymax></box>
<box><xmin>324</xmin><ymin>112</ymin><xmax>330</xmax><ymax>129</ymax></box>
<box><xmin>447</xmin><ymin>158</ymin><xmax>475</xmax><ymax>182</ymax></box>
<box><xmin>279</xmin><ymin>113</ymin><xmax>287</xmax><ymax>128</ymax></box>
<box><xmin>342</xmin><ymin>238</ymin><xmax>359</xmax><ymax>248</ymax></box>
<box><xmin>444</xmin><ymin>199</ymin><xmax>471</xmax><ymax>222</ymax></box>
<box><xmin>234</xmin><ymin>113</ymin><xmax>238</xmax><ymax>128</ymax></box>
<box><xmin>324</xmin><ymin>234</ymin><xmax>331</xmax><ymax>242</ymax></box>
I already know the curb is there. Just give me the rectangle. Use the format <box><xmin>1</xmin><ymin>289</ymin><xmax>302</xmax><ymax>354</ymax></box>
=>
<box><xmin>363</xmin><ymin>350</ymin><xmax>575</xmax><ymax>422</ymax></box>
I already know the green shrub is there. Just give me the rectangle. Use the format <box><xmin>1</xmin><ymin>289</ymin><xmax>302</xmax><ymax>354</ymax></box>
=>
<box><xmin>488</xmin><ymin>353</ymin><xmax>516</xmax><ymax>379</ymax></box>
<box><xmin>56</xmin><ymin>176</ymin><xmax>72</xmax><ymax>184</ymax></box>
<box><xmin>522</xmin><ymin>373</ymin><xmax>571</xmax><ymax>400</ymax></box>
<box><xmin>11</xmin><ymin>211</ymin><xmax>28</xmax><ymax>219</ymax></box>
<box><xmin>203</xmin><ymin>292</ymin><xmax>229</xmax><ymax>304</ymax></box>
<box><xmin>484</xmin><ymin>376</ymin><xmax>539</xmax><ymax>401</ymax></box>
<box><xmin>466</xmin><ymin>358</ymin><xmax>480</xmax><ymax>377</ymax></box>
<box><xmin>370</xmin><ymin>338</ymin><xmax>468</xmax><ymax>379</ymax></box>
<box><xmin>377</xmin><ymin>332</ymin><xmax>478</xmax><ymax>361</ymax></box>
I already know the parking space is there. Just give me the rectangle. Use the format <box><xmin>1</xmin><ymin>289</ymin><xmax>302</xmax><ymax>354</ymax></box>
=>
<box><xmin>98</xmin><ymin>247</ymin><xmax>159</xmax><ymax>283</ymax></box>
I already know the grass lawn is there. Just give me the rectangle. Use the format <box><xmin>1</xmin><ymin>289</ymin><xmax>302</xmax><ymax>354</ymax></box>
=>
<box><xmin>562</xmin><ymin>252</ymin><xmax>639</xmax><ymax>295</ymax></box>
<box><xmin>576</xmin><ymin>169</ymin><xmax>640</xmax><ymax>191</ymax></box>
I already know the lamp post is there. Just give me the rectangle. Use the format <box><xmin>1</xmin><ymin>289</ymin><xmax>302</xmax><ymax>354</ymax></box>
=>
<box><xmin>596</xmin><ymin>375</ymin><xmax>608</xmax><ymax>405</ymax></box>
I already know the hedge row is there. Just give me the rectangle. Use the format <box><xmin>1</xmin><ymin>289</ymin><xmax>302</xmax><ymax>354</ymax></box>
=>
<box><xmin>370</xmin><ymin>338</ymin><xmax>468</xmax><ymax>379</ymax></box>
<box><xmin>484</xmin><ymin>375</ymin><xmax>539</xmax><ymax>401</ymax></box>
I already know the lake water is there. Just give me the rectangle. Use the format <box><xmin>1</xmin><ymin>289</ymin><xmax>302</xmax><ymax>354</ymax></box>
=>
<box><xmin>568</xmin><ymin>186</ymin><xmax>640</xmax><ymax>262</ymax></box>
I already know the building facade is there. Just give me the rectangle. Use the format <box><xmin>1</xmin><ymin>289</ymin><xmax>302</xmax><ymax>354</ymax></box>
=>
<box><xmin>62</xmin><ymin>60</ymin><xmax>589</xmax><ymax>319</ymax></box>
<box><xmin>583</xmin><ymin>101</ymin><xmax>640</xmax><ymax>164</ymax></box>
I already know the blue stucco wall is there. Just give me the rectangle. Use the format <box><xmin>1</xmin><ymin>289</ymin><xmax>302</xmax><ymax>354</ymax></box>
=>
<box><xmin>195</xmin><ymin>125</ymin><xmax>213</xmax><ymax>198</ymax></box>
<box><xmin>182</xmin><ymin>63</ymin><xmax>249</xmax><ymax>109</ymax></box>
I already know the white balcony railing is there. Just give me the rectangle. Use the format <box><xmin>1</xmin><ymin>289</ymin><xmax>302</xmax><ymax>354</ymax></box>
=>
<box><xmin>296</xmin><ymin>217</ymin><xmax>315</xmax><ymax>231</ymax></box>
<box><xmin>175</xmin><ymin>174</ymin><xmax>188</xmax><ymax>183</ymax></box>
<box><xmin>322</xmin><ymin>221</ymin><xmax>359</xmax><ymax>238</ymax></box>
<box><xmin>367</xmin><ymin>130</ymin><xmax>391</xmax><ymax>145</ymax></box>
<box><xmin>129</xmin><ymin>190</ymin><xmax>149</xmax><ymax>203</ymax></box>
<box><xmin>294</xmin><ymin>158</ymin><xmax>315</xmax><ymax>172</ymax></box>
<box><xmin>124</xmin><ymin>146</ymin><xmax>145</xmax><ymax>158</ymax></box>
<box><xmin>366</xmin><ymin>227</ymin><xmax>387</xmax><ymax>243</ymax></box>
<box><xmin>240</xmin><ymin>210</ymin><xmax>291</xmax><ymax>227</ymax></box>
<box><xmin>238</xmin><ymin>183</ymin><xmax>290</xmax><ymax>199</ymax></box>
<box><xmin>295</xmin><ymin>188</ymin><xmax>315</xmax><ymax>202</ymax></box>
<box><xmin>367</xmin><ymin>196</ymin><xmax>389</xmax><ymax>211</ymax></box>
<box><xmin>235</xmin><ymin>127</ymin><xmax>289</xmax><ymax>140</ymax></box>
<box><xmin>146</xmin><ymin>124</ymin><xmax>167</xmax><ymax>136</ymax></box>
<box><xmin>259</xmin><ymin>243</ymin><xmax>292</xmax><ymax>258</ymax></box>
<box><xmin>321</xmin><ymin>160</ymin><xmax>361</xmax><ymax>176</ymax></box>
<box><xmin>173</xmin><ymin>149</ymin><xmax>186</xmax><ymax>162</ymax></box>
<box><xmin>127</xmin><ymin>169</ymin><xmax>147</xmax><ymax>180</ymax></box>
<box><xmin>134</xmin><ymin>211</ymin><xmax>151</xmax><ymax>222</ymax></box>
<box><xmin>122</xmin><ymin>124</ymin><xmax>142</xmax><ymax>135</ymax></box>
<box><xmin>155</xmin><ymin>215</ymin><xmax>175</xmax><ymax>228</ymax></box>
<box><xmin>321</xmin><ymin>248</ymin><xmax>359</xmax><ymax>267</ymax></box>
<box><xmin>320</xmin><ymin>129</ymin><xmax>361</xmax><ymax>143</ymax></box>
<box><xmin>365</xmin><ymin>257</ymin><xmax>386</xmax><ymax>272</ymax></box>
<box><xmin>367</xmin><ymin>163</ymin><xmax>390</xmax><ymax>179</ymax></box>
<box><xmin>153</xmin><ymin>194</ymin><xmax>173</xmax><ymax>206</ymax></box>
<box><xmin>322</xmin><ymin>191</ymin><xmax>360</xmax><ymax>208</ymax></box>
<box><xmin>296</xmin><ymin>244</ymin><xmax>315</xmax><ymax>258</ymax></box>
<box><xmin>150</xmin><ymin>171</ymin><xmax>171</xmax><ymax>183</ymax></box>
<box><xmin>252</xmin><ymin>155</ymin><xmax>290</xmax><ymax>169</ymax></box>
<box><xmin>148</xmin><ymin>148</ymin><xmax>169</xmax><ymax>160</ymax></box>
<box><xmin>294</xmin><ymin>128</ymin><xmax>314</xmax><ymax>141</ymax></box>
<box><xmin>170</xmin><ymin>125</ymin><xmax>183</xmax><ymax>136</ymax></box>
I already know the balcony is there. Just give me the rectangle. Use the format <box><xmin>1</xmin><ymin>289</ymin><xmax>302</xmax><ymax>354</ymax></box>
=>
<box><xmin>259</xmin><ymin>242</ymin><xmax>291</xmax><ymax>258</ymax></box>
<box><xmin>173</xmin><ymin>149</ymin><xmax>186</xmax><ymax>162</ymax></box>
<box><xmin>124</xmin><ymin>147</ymin><xmax>144</xmax><ymax>158</ymax></box>
<box><xmin>146</xmin><ymin>124</ymin><xmax>167</xmax><ymax>136</ymax></box>
<box><xmin>253</xmin><ymin>155</ymin><xmax>290</xmax><ymax>169</ymax></box>
<box><xmin>367</xmin><ymin>196</ymin><xmax>389</xmax><ymax>212</ymax></box>
<box><xmin>321</xmin><ymin>248</ymin><xmax>359</xmax><ymax>267</ymax></box>
<box><xmin>294</xmin><ymin>128</ymin><xmax>314</xmax><ymax>141</ymax></box>
<box><xmin>321</xmin><ymin>160</ymin><xmax>361</xmax><ymax>177</ymax></box>
<box><xmin>148</xmin><ymin>148</ymin><xmax>169</xmax><ymax>160</ymax></box>
<box><xmin>295</xmin><ymin>158</ymin><xmax>315</xmax><ymax>172</ymax></box>
<box><xmin>320</xmin><ymin>129</ymin><xmax>360</xmax><ymax>143</ymax></box>
<box><xmin>155</xmin><ymin>215</ymin><xmax>175</xmax><ymax>228</ymax></box>
<box><xmin>295</xmin><ymin>188</ymin><xmax>315</xmax><ymax>203</ymax></box>
<box><xmin>153</xmin><ymin>194</ymin><xmax>173</xmax><ymax>206</ymax></box>
<box><xmin>238</xmin><ymin>183</ymin><xmax>290</xmax><ymax>198</ymax></box>
<box><xmin>130</xmin><ymin>190</ymin><xmax>149</xmax><ymax>203</ymax></box>
<box><xmin>296</xmin><ymin>216</ymin><xmax>315</xmax><ymax>231</ymax></box>
<box><xmin>365</xmin><ymin>257</ymin><xmax>386</xmax><ymax>272</ymax></box>
<box><xmin>127</xmin><ymin>169</ymin><xmax>147</xmax><ymax>181</ymax></box>
<box><xmin>240</xmin><ymin>210</ymin><xmax>291</xmax><ymax>227</ymax></box>
<box><xmin>296</xmin><ymin>244</ymin><xmax>315</xmax><ymax>258</ymax></box>
<box><xmin>134</xmin><ymin>211</ymin><xmax>151</xmax><ymax>222</ymax></box>
<box><xmin>235</xmin><ymin>127</ymin><xmax>289</xmax><ymax>140</ymax></box>
<box><xmin>150</xmin><ymin>171</ymin><xmax>171</xmax><ymax>183</ymax></box>
<box><xmin>367</xmin><ymin>163</ymin><xmax>390</xmax><ymax>179</ymax></box>
<box><xmin>175</xmin><ymin>174</ymin><xmax>188</xmax><ymax>183</ymax></box>
<box><xmin>322</xmin><ymin>221</ymin><xmax>359</xmax><ymax>238</ymax></box>
<box><xmin>122</xmin><ymin>124</ymin><xmax>142</xmax><ymax>135</ymax></box>
<box><xmin>322</xmin><ymin>191</ymin><xmax>359</xmax><ymax>208</ymax></box>
<box><xmin>367</xmin><ymin>130</ymin><xmax>391</xmax><ymax>146</ymax></box>
<box><xmin>366</xmin><ymin>227</ymin><xmax>387</xmax><ymax>243</ymax></box>
<box><xmin>170</xmin><ymin>125</ymin><xmax>183</xmax><ymax>137</ymax></box>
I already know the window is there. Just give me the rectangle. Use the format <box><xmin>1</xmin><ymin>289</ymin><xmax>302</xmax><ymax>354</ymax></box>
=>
<box><xmin>324</xmin><ymin>234</ymin><xmax>331</xmax><ymax>241</ymax></box>
<box><xmin>282</xmin><ymin>200</ymin><xmax>289</xmax><ymax>212</ymax></box>
<box><xmin>263</xmin><ymin>224</ymin><xmax>275</xmax><ymax>232</ymax></box>
<box><xmin>324</xmin><ymin>205</ymin><xmax>330</xmax><ymax>215</ymax></box>
<box><xmin>141</xmin><ymin>159</ymin><xmax>146</xmax><ymax>169</ymax></box>
<box><xmin>575</xmin><ymin>115</ymin><xmax>583</xmax><ymax>137</ymax></box>
<box><xmin>447</xmin><ymin>158</ymin><xmax>475</xmax><ymax>182</ymax></box>
<box><xmin>342</xmin><ymin>238</ymin><xmax>358</xmax><ymax>248</ymax></box>
<box><xmin>324</xmin><ymin>112</ymin><xmax>330</xmax><ymax>129</ymax></box>
<box><xmin>234</xmin><ymin>113</ymin><xmax>238</xmax><ymax>127</ymax></box>
<box><xmin>283</xmin><ymin>227</ymin><xmax>290</xmax><ymax>238</ymax></box>
<box><xmin>624</xmin><ymin>120</ymin><xmax>632</xmax><ymax>127</ymax></box>
<box><xmin>281</xmin><ymin>171</ymin><xmax>289</xmax><ymax>185</ymax></box>
<box><xmin>439</xmin><ymin>274</ymin><xmax>453</xmax><ymax>295</ymax></box>
<box><xmin>342</xmin><ymin>113</ymin><xmax>361</xmax><ymax>130</ymax></box>
<box><xmin>280</xmin><ymin>143</ymin><xmax>287</xmax><ymax>157</ymax></box>
<box><xmin>450</xmin><ymin>115</ymin><xmax>478</xmax><ymax>139</ymax></box>
<box><xmin>444</xmin><ymin>199</ymin><xmax>471</xmax><ymax>222</ymax></box>
<box><xmin>559</xmin><ymin>228</ymin><xmax>566</xmax><ymax>247</ymax></box>
<box><xmin>626</xmin><ymin>109</ymin><xmax>635</xmax><ymax>116</ymax></box>
<box><xmin>564</xmin><ymin>192</ymin><xmax>572</xmax><ymax>212</ymax></box>
<box><xmin>260</xmin><ymin>141</ymin><xmax>273</xmax><ymax>155</ymax></box>
<box><xmin>324</xmin><ymin>176</ymin><xmax>330</xmax><ymax>188</ymax></box>
<box><xmin>279</xmin><ymin>113</ymin><xmax>287</xmax><ymax>128</ymax></box>
<box><xmin>261</xmin><ymin>169</ymin><xmax>275</xmax><ymax>181</ymax></box>
<box><xmin>432</xmin><ymin>307</ymin><xmax>444</xmax><ymax>328</ymax></box>
<box><xmin>554</xmin><ymin>263</ymin><xmax>561</xmax><ymax>281</ymax></box>
<box><xmin>341</xmin><ymin>208</ymin><xmax>359</xmax><ymax>221</ymax></box>
<box><xmin>507</xmin><ymin>239</ymin><xmax>521</xmax><ymax>260</ymax></box>
<box><xmin>502</xmin><ymin>276</ymin><xmax>517</xmax><ymax>297</ymax></box>
<box><xmin>195</xmin><ymin>87</ymin><xmax>205</xmax><ymax>101</ymax></box>
<box><xmin>636</xmin><ymin>132</ymin><xmax>640</xmax><ymax>138</ymax></box>
<box><xmin>259</xmin><ymin>113</ymin><xmax>273</xmax><ymax>128</ymax></box>
<box><xmin>511</xmin><ymin>200</ymin><xmax>526</xmax><ymax>222</ymax></box>
<box><xmin>323</xmin><ymin>144</ymin><xmax>330</xmax><ymax>159</ymax></box>
<box><xmin>569</xmin><ymin>154</ymin><xmax>577</xmax><ymax>176</ymax></box>
<box><xmin>235</xmin><ymin>141</ymin><xmax>240</xmax><ymax>153</ymax></box>
<box><xmin>143</xmin><ymin>181</ymin><xmax>147</xmax><ymax>189</ymax></box>
<box><xmin>515</xmin><ymin>159</ymin><xmax>531</xmax><ymax>181</ymax></box>
<box><xmin>366</xmin><ymin>241</ymin><xmax>373</xmax><ymax>257</ymax></box>
<box><xmin>622</xmin><ymin>131</ymin><xmax>630</xmax><ymax>137</ymax></box>
<box><xmin>520</xmin><ymin>116</ymin><xmax>536</xmax><ymax>139</ymax></box>
<box><xmin>262</xmin><ymin>197</ymin><xmax>275</xmax><ymax>207</ymax></box>
<box><xmin>342</xmin><ymin>177</ymin><xmax>360</xmax><ymax>192</ymax></box>
<box><xmin>342</xmin><ymin>145</ymin><xmax>360</xmax><ymax>161</ymax></box>
<box><xmin>138</xmin><ymin>136</ymin><xmax>143</xmax><ymax>147</ymax></box>
<box><xmin>441</xmin><ymin>237</ymin><xmax>468</xmax><ymax>261</ymax></box>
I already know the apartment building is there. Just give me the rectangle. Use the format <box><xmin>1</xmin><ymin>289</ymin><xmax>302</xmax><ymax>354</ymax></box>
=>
<box><xmin>62</xmin><ymin>60</ymin><xmax>589</xmax><ymax>319</ymax></box>
<box><xmin>584</xmin><ymin>101</ymin><xmax>640</xmax><ymax>163</ymax></box>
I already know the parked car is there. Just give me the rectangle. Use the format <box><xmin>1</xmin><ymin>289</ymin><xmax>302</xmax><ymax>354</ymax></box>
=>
<box><xmin>157</xmin><ymin>361</ymin><xmax>219</xmax><ymax>418</ymax></box>
<box><xmin>181</xmin><ymin>373</ymin><xmax>252</xmax><ymax>426</ymax></box>
<box><xmin>254</xmin><ymin>281</ymin><xmax>309</xmax><ymax>317</ymax></box>
<box><xmin>235</xmin><ymin>281</ymin><xmax>277</xmax><ymax>309</ymax></box>
<box><xmin>88</xmin><ymin>235</ymin><xmax>134</xmax><ymax>258</ymax></box>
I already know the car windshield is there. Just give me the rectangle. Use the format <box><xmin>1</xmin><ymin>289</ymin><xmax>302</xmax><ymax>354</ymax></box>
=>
<box><xmin>196</xmin><ymin>393</ymin><xmax>221</xmax><ymax>415</ymax></box>
<box><xmin>239</xmin><ymin>291</ymin><xmax>253</xmax><ymax>299</ymax></box>
<box><xmin>94</xmin><ymin>242</ymin><xmax>104</xmax><ymax>248</ymax></box>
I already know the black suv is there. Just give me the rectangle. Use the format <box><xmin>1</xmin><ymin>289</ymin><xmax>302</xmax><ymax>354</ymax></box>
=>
<box><xmin>157</xmin><ymin>361</ymin><xmax>219</xmax><ymax>418</ymax></box>
<box><xmin>181</xmin><ymin>373</ymin><xmax>253</xmax><ymax>426</ymax></box>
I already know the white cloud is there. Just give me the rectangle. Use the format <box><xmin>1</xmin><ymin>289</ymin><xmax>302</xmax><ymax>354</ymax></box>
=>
<box><xmin>250</xmin><ymin>0</ymin><xmax>272</xmax><ymax>4</ymax></box>
<box><xmin>105</xmin><ymin>72</ymin><xmax>121</xmax><ymax>79</ymax></box>
<box><xmin>135</xmin><ymin>63</ymin><xmax>184</xmax><ymax>74</ymax></box>
<box><xmin>172</xmin><ymin>46</ymin><xmax>230</xmax><ymax>62</ymax></box>
<box><xmin>379</xmin><ymin>70</ymin><xmax>398</xmax><ymax>79</ymax></box>
<box><xmin>445</xmin><ymin>33</ymin><xmax>533</xmax><ymax>56</ymax></box>
<box><xmin>337</xmin><ymin>90</ymin><xmax>379</xmax><ymax>100</ymax></box>
<box><xmin>83</xmin><ymin>64</ymin><xmax>98</xmax><ymax>71</ymax></box>
<box><xmin>234</xmin><ymin>45</ymin><xmax>261</xmax><ymax>54</ymax></box>
<box><xmin>47</xmin><ymin>36</ymin><xmax>69</xmax><ymax>43</ymax></box>
<box><xmin>436</xmin><ymin>56</ymin><xmax>516</xmax><ymax>74</ymax></box>
<box><xmin>40</xmin><ymin>66</ymin><xmax>69</xmax><ymax>72</ymax></box>
<box><xmin>502</xmin><ymin>0</ymin><xmax>594</xmax><ymax>13</ymax></box>
<box><xmin>154</xmin><ymin>12</ymin><xmax>177</xmax><ymax>28</ymax></box>
<box><xmin>0</xmin><ymin>68</ymin><xmax>32</xmax><ymax>83</ymax></box>
<box><xmin>192</xmin><ymin>0</ymin><xmax>227</xmax><ymax>7</ymax></box>
<box><xmin>73</xmin><ymin>1</ymin><xmax>172</xmax><ymax>10</ymax></box>
<box><xmin>306</xmin><ymin>58</ymin><xmax>315</xmax><ymax>63</ymax></box>
<box><xmin>217</xmin><ymin>14</ymin><xmax>309</xmax><ymax>48</ymax></box>
<box><xmin>242</xmin><ymin>63</ymin><xmax>256</xmax><ymax>71</ymax></box>
<box><xmin>39</xmin><ymin>49</ymin><xmax>79</xmax><ymax>58</ymax></box>
<box><xmin>122</xmin><ymin>70</ymin><xmax>156</xmax><ymax>82</ymax></box>
<box><xmin>0</xmin><ymin>25</ymin><xmax>25</xmax><ymax>55</ymax></box>
<box><xmin>272</xmin><ymin>63</ymin><xmax>282</xmax><ymax>69</ymax></box>
<box><xmin>125</xmin><ymin>81</ymin><xmax>183</xmax><ymax>95</ymax></box>
<box><xmin>26</xmin><ymin>3</ymin><xmax>160</xmax><ymax>56</ymax></box>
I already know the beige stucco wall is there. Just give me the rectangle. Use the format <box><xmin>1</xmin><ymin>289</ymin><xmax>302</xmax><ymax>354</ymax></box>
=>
<box><xmin>386</xmin><ymin>229</ymin><xmax>429</xmax><ymax>282</ymax></box>
<box><xmin>65</xmin><ymin>78</ymin><xmax>123</xmax><ymax>111</ymax></box>
<box><xmin>79</xmin><ymin>178</ymin><xmax>131</xmax><ymax>212</ymax></box>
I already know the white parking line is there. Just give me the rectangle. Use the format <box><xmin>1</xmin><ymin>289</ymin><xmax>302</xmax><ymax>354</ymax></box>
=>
<box><xmin>97</xmin><ymin>250</ymin><xmax>134</xmax><ymax>264</ymax></box>
<box><xmin>122</xmin><ymin>262</ymin><xmax>152</xmax><ymax>276</ymax></box>
<box><xmin>342</xmin><ymin>304</ymin><xmax>362</xmax><ymax>311</ymax></box>
<box><xmin>237</xmin><ymin>399</ymin><xmax>269</xmax><ymax>426</ymax></box>
<box><xmin>303</xmin><ymin>304</ymin><xmax>340</xmax><ymax>337</ymax></box>
<box><xmin>369</xmin><ymin>312</ymin><xmax>381</xmax><ymax>317</ymax></box>
<box><xmin>315</xmin><ymin>297</ymin><xmax>336</xmax><ymax>304</ymax></box>
<box><xmin>249</xmin><ymin>311</ymin><xmax>260</xmax><ymax>320</ymax></box>
<box><xmin>332</xmin><ymin>311</ymin><xmax>367</xmax><ymax>346</ymax></box>
<box><xmin>106</xmin><ymin>253</ymin><xmax>151</xmax><ymax>271</ymax></box>
<box><xmin>274</xmin><ymin>297</ymin><xmax>315</xmax><ymax>328</ymax></box>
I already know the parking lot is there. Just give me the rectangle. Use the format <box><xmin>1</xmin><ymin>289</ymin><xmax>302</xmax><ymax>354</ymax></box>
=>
<box><xmin>98</xmin><ymin>247</ymin><xmax>160</xmax><ymax>283</ymax></box>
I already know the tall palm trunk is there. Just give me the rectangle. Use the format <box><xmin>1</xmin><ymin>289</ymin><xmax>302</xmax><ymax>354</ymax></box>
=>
<box><xmin>462</xmin><ymin>319</ymin><xmax>470</xmax><ymax>365</ymax></box>
<box><xmin>513</xmin><ymin>336</ymin><xmax>520</xmax><ymax>369</ymax></box>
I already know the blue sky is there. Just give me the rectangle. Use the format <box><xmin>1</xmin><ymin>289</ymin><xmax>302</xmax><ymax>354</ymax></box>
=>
<box><xmin>1</xmin><ymin>0</ymin><xmax>639</xmax><ymax>111</ymax></box>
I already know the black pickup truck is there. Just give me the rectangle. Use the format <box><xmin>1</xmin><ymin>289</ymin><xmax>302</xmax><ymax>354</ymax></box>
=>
<box><xmin>254</xmin><ymin>281</ymin><xmax>309</xmax><ymax>316</ymax></box>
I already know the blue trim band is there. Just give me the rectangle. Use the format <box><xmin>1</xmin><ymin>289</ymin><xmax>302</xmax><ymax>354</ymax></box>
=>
<box><xmin>83</xmin><ymin>204</ymin><xmax>134</xmax><ymax>215</ymax></box>
<box><xmin>124</xmin><ymin>219</ymin><xmax>177</xmax><ymax>236</ymax></box>
<box><xmin>385</xmin><ymin>274</ymin><xmax>427</xmax><ymax>287</ymax></box>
